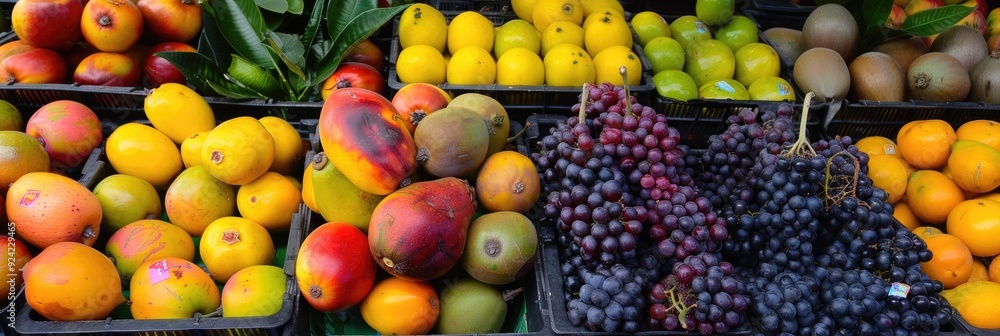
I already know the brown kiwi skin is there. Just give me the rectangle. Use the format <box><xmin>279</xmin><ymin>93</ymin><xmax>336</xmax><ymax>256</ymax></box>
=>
<box><xmin>969</xmin><ymin>50</ymin><xmax>1000</xmax><ymax>104</ymax></box>
<box><xmin>871</xmin><ymin>36</ymin><xmax>928</xmax><ymax>73</ymax></box>
<box><xmin>848</xmin><ymin>52</ymin><xmax>906</xmax><ymax>102</ymax></box>
<box><xmin>906</xmin><ymin>52</ymin><xmax>971</xmax><ymax>102</ymax></box>
<box><xmin>930</xmin><ymin>25</ymin><xmax>989</xmax><ymax>71</ymax></box>
<box><xmin>802</xmin><ymin>3</ymin><xmax>859</xmax><ymax>62</ymax></box>
<box><xmin>793</xmin><ymin>47</ymin><xmax>851</xmax><ymax>102</ymax></box>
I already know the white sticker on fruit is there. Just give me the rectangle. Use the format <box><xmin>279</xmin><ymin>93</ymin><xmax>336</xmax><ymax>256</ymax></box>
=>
<box><xmin>696</xmin><ymin>21</ymin><xmax>708</xmax><ymax>33</ymax></box>
<box><xmin>884</xmin><ymin>144</ymin><xmax>896</xmax><ymax>155</ymax></box>
<box><xmin>148</xmin><ymin>259</ymin><xmax>170</xmax><ymax>285</ymax></box>
<box><xmin>888</xmin><ymin>282</ymin><xmax>910</xmax><ymax>298</ymax></box>
<box><xmin>717</xmin><ymin>81</ymin><xmax>736</xmax><ymax>93</ymax></box>
<box><xmin>778</xmin><ymin>83</ymin><xmax>791</xmax><ymax>96</ymax></box>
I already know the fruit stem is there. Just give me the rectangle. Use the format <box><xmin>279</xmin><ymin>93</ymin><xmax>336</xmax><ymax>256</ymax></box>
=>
<box><xmin>666</xmin><ymin>286</ymin><xmax>694</xmax><ymax>329</ymax></box>
<box><xmin>311</xmin><ymin>152</ymin><xmax>328</xmax><ymax>170</ymax></box>
<box><xmin>506</xmin><ymin>122</ymin><xmax>529</xmax><ymax>144</ymax></box>
<box><xmin>620</xmin><ymin>66</ymin><xmax>634</xmax><ymax>117</ymax></box>
<box><xmin>991</xmin><ymin>49</ymin><xmax>1000</xmax><ymax>59</ymax></box>
<box><xmin>199</xmin><ymin>308</ymin><xmax>222</xmax><ymax>319</ymax></box>
<box><xmin>785</xmin><ymin>92</ymin><xmax>816</xmax><ymax>157</ymax></box>
<box><xmin>578</xmin><ymin>83</ymin><xmax>589</xmax><ymax>124</ymax></box>
<box><xmin>502</xmin><ymin>287</ymin><xmax>523</xmax><ymax>302</ymax></box>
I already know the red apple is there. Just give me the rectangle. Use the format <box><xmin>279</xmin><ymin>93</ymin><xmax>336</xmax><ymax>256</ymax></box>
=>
<box><xmin>25</xmin><ymin>100</ymin><xmax>103</xmax><ymax>169</ymax></box>
<box><xmin>11</xmin><ymin>0</ymin><xmax>84</xmax><ymax>52</ymax></box>
<box><xmin>904</xmin><ymin>0</ymin><xmax>942</xmax><ymax>16</ymax></box>
<box><xmin>956</xmin><ymin>10</ymin><xmax>988</xmax><ymax>36</ymax></box>
<box><xmin>295</xmin><ymin>222</ymin><xmax>376</xmax><ymax>313</ymax></box>
<box><xmin>390</xmin><ymin>82</ymin><xmax>452</xmax><ymax>135</ymax></box>
<box><xmin>137</xmin><ymin>0</ymin><xmax>202</xmax><ymax>43</ymax></box>
<box><xmin>320</xmin><ymin>62</ymin><xmax>385</xmax><ymax>100</ymax></box>
<box><xmin>0</xmin><ymin>48</ymin><xmax>67</xmax><ymax>84</ymax></box>
<box><xmin>80</xmin><ymin>0</ymin><xmax>144</xmax><ymax>52</ymax></box>
<box><xmin>73</xmin><ymin>52</ymin><xmax>140</xmax><ymax>87</ymax></box>
<box><xmin>143</xmin><ymin>41</ymin><xmax>196</xmax><ymax>88</ymax></box>
<box><xmin>345</xmin><ymin>39</ymin><xmax>385</xmax><ymax>72</ymax></box>
<box><xmin>886</xmin><ymin>5</ymin><xmax>907</xmax><ymax>29</ymax></box>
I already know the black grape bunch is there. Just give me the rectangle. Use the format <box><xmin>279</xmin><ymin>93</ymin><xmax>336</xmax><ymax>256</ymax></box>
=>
<box><xmin>647</xmin><ymin>252</ymin><xmax>749</xmax><ymax>334</ymax></box>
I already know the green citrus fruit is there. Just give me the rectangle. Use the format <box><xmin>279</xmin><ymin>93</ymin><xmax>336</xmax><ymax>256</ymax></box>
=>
<box><xmin>748</xmin><ymin>76</ymin><xmax>797</xmax><ymax>101</ymax></box>
<box><xmin>699</xmin><ymin>78</ymin><xmax>749</xmax><ymax>100</ymax></box>
<box><xmin>696</xmin><ymin>0</ymin><xmax>736</xmax><ymax>26</ymax></box>
<box><xmin>734</xmin><ymin>42</ymin><xmax>781</xmax><ymax>88</ymax></box>
<box><xmin>644</xmin><ymin>36</ymin><xmax>685</xmax><ymax>74</ymax></box>
<box><xmin>714</xmin><ymin>15</ymin><xmax>760</xmax><ymax>53</ymax></box>
<box><xmin>631</xmin><ymin>11</ymin><xmax>671</xmax><ymax>47</ymax></box>
<box><xmin>653</xmin><ymin>70</ymin><xmax>699</xmax><ymax>102</ymax></box>
<box><xmin>684</xmin><ymin>39</ymin><xmax>735</xmax><ymax>88</ymax></box>
<box><xmin>670</xmin><ymin>16</ymin><xmax>713</xmax><ymax>51</ymax></box>
<box><xmin>495</xmin><ymin>19</ymin><xmax>541</xmax><ymax>57</ymax></box>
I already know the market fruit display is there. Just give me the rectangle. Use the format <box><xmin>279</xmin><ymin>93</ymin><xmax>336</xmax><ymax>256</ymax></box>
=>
<box><xmin>22</xmin><ymin>242</ymin><xmax>126</xmax><ymax>321</ymax></box>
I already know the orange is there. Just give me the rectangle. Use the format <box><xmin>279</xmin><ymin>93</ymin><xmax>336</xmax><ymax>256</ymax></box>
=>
<box><xmin>868</xmin><ymin>154</ymin><xmax>908</xmax><ymax>204</ymax></box>
<box><xmin>970</xmin><ymin>258</ymin><xmax>990</xmax><ymax>282</ymax></box>
<box><xmin>236</xmin><ymin>172</ymin><xmax>302</xmax><ymax>231</ymax></box>
<box><xmin>940</xmin><ymin>280</ymin><xmax>1000</xmax><ymax>329</ymax></box>
<box><xmin>947</xmin><ymin>199</ymin><xmax>1000</xmax><ymax>257</ymax></box>
<box><xmin>905</xmin><ymin>170</ymin><xmax>965</xmax><ymax>224</ymax></box>
<box><xmin>947</xmin><ymin>140</ymin><xmax>1000</xmax><ymax>193</ymax></box>
<box><xmin>856</xmin><ymin>136</ymin><xmax>902</xmax><ymax>159</ymax></box>
<box><xmin>956</xmin><ymin>119</ymin><xmax>1000</xmax><ymax>151</ymax></box>
<box><xmin>360</xmin><ymin>277</ymin><xmax>440</xmax><ymax>335</ymax></box>
<box><xmin>976</xmin><ymin>192</ymin><xmax>1000</xmax><ymax>203</ymax></box>
<box><xmin>940</xmin><ymin>165</ymin><xmax>983</xmax><ymax>199</ymax></box>
<box><xmin>920</xmin><ymin>233</ymin><xmax>974</xmax><ymax>289</ymax></box>
<box><xmin>896</xmin><ymin>119</ymin><xmax>957</xmax><ymax>170</ymax></box>
<box><xmin>893</xmin><ymin>202</ymin><xmax>923</xmax><ymax>231</ymax></box>
<box><xmin>913</xmin><ymin>225</ymin><xmax>943</xmax><ymax>237</ymax></box>
<box><xmin>990</xmin><ymin>255</ymin><xmax>1000</xmax><ymax>283</ymax></box>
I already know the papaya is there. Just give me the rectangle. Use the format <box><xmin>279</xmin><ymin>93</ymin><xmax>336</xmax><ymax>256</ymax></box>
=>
<box><xmin>368</xmin><ymin>177</ymin><xmax>476</xmax><ymax>281</ymax></box>
<box><xmin>413</xmin><ymin>106</ymin><xmax>491</xmax><ymax>178</ymax></box>
<box><xmin>318</xmin><ymin>88</ymin><xmax>417</xmax><ymax>195</ymax></box>
<box><xmin>311</xmin><ymin>152</ymin><xmax>385</xmax><ymax>232</ymax></box>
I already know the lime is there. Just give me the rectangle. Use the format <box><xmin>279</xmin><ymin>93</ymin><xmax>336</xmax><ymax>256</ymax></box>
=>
<box><xmin>495</xmin><ymin>19</ymin><xmax>541</xmax><ymax>57</ymax></box>
<box><xmin>684</xmin><ymin>39</ymin><xmax>735</xmax><ymax>88</ymax></box>
<box><xmin>734</xmin><ymin>42</ymin><xmax>780</xmax><ymax>88</ymax></box>
<box><xmin>631</xmin><ymin>11</ymin><xmax>672</xmax><ymax>47</ymax></box>
<box><xmin>715</xmin><ymin>15</ymin><xmax>760</xmax><ymax>53</ymax></box>
<box><xmin>670</xmin><ymin>15</ymin><xmax>712</xmax><ymax>51</ymax></box>
<box><xmin>696</xmin><ymin>0</ymin><xmax>736</xmax><ymax>26</ymax></box>
<box><xmin>644</xmin><ymin>36</ymin><xmax>685</xmax><ymax>74</ymax></box>
<box><xmin>653</xmin><ymin>70</ymin><xmax>699</xmax><ymax>102</ymax></box>
<box><xmin>496</xmin><ymin>47</ymin><xmax>545</xmax><ymax>86</ymax></box>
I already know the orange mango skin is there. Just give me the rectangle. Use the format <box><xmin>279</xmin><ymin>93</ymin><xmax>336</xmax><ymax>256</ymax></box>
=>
<box><xmin>318</xmin><ymin>87</ymin><xmax>417</xmax><ymax>195</ymax></box>
<box><xmin>1</xmin><ymin>48</ymin><xmax>67</xmax><ymax>84</ymax></box>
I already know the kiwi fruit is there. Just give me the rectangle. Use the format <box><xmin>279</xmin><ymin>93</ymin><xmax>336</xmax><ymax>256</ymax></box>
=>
<box><xmin>907</xmin><ymin>52</ymin><xmax>970</xmax><ymax>102</ymax></box>
<box><xmin>871</xmin><ymin>35</ymin><xmax>928</xmax><ymax>73</ymax></box>
<box><xmin>793</xmin><ymin>47</ymin><xmax>851</xmax><ymax>102</ymax></box>
<box><xmin>930</xmin><ymin>25</ymin><xmax>988</xmax><ymax>71</ymax></box>
<box><xmin>969</xmin><ymin>50</ymin><xmax>1000</xmax><ymax>103</ymax></box>
<box><xmin>848</xmin><ymin>52</ymin><xmax>906</xmax><ymax>102</ymax></box>
<box><xmin>802</xmin><ymin>3</ymin><xmax>859</xmax><ymax>61</ymax></box>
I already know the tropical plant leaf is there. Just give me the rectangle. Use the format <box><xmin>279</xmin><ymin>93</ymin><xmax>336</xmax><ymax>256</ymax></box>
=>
<box><xmin>287</xmin><ymin>0</ymin><xmax>303</xmax><ymax>14</ymax></box>
<box><xmin>327</xmin><ymin>0</ymin><xmax>377</xmax><ymax>45</ymax></box>
<box><xmin>256</xmin><ymin>0</ymin><xmax>288</xmax><ymax>13</ymax></box>
<box><xmin>155</xmin><ymin>51</ymin><xmax>262</xmax><ymax>99</ymax></box>
<box><xmin>900</xmin><ymin>5</ymin><xmax>974</xmax><ymax>36</ymax></box>
<box><xmin>311</xmin><ymin>5</ymin><xmax>409</xmax><ymax>87</ymax></box>
<box><xmin>862</xmin><ymin>0</ymin><xmax>893</xmax><ymax>29</ymax></box>
<box><xmin>299</xmin><ymin>0</ymin><xmax>326</xmax><ymax>60</ymax></box>
<box><xmin>309</xmin><ymin>39</ymin><xmax>334</xmax><ymax>68</ymax></box>
<box><xmin>209</xmin><ymin>0</ymin><xmax>275</xmax><ymax>68</ymax></box>
<box><xmin>267</xmin><ymin>32</ymin><xmax>306</xmax><ymax>80</ymax></box>
<box><xmin>196</xmin><ymin>10</ymin><xmax>235</xmax><ymax>68</ymax></box>
<box><xmin>262</xmin><ymin>10</ymin><xmax>287</xmax><ymax>30</ymax></box>
<box><xmin>207</xmin><ymin>79</ymin><xmax>268</xmax><ymax>99</ymax></box>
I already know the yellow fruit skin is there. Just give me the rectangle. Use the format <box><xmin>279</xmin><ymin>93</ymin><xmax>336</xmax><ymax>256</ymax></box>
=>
<box><xmin>946</xmin><ymin>199</ymin><xmax>1000</xmax><ymax>257</ymax></box>
<box><xmin>580</xmin><ymin>0</ymin><xmax>623</xmax><ymax>17</ymax></box>
<box><xmin>237</xmin><ymin>172</ymin><xmax>301</xmax><ymax>232</ymax></box>
<box><xmin>533</xmin><ymin>0</ymin><xmax>583</xmax><ymax>32</ymax></box>
<box><xmin>301</xmin><ymin>160</ymin><xmax>318</xmax><ymax>212</ymax></box>
<box><xmin>199</xmin><ymin>217</ymin><xmax>275</xmax><ymax>283</ymax></box>
<box><xmin>540</xmin><ymin>21</ymin><xmax>585</xmax><ymax>57</ymax></box>
<box><xmin>544</xmin><ymin>44</ymin><xmax>595</xmax><ymax>87</ymax></box>
<box><xmin>398</xmin><ymin>4</ymin><xmax>447</xmax><ymax>53</ymax></box>
<box><xmin>259</xmin><ymin>116</ymin><xmax>303</xmax><ymax>175</ymax></box>
<box><xmin>180</xmin><ymin>131</ymin><xmax>209</xmax><ymax>168</ymax></box>
<box><xmin>221</xmin><ymin>265</ymin><xmax>287</xmax><ymax>317</ymax></box>
<box><xmin>941</xmin><ymin>280</ymin><xmax>1000</xmax><ymax>329</ymax></box>
<box><xmin>512</xmin><ymin>0</ymin><xmax>538</xmax><ymax>22</ymax></box>
<box><xmin>200</xmin><ymin>117</ymin><xmax>275</xmax><ymax>186</ymax></box>
<box><xmin>106</xmin><ymin>123</ymin><xmax>183</xmax><ymax>190</ymax></box>
<box><xmin>447</xmin><ymin>11</ymin><xmax>495</xmax><ymax>55</ymax></box>
<box><xmin>164</xmin><ymin>166</ymin><xmax>237</xmax><ymax>236</ymax></box>
<box><xmin>447</xmin><ymin>47</ymin><xmax>497</xmax><ymax>85</ymax></box>
<box><xmin>129</xmin><ymin>257</ymin><xmax>220</xmax><ymax>319</ymax></box>
<box><xmin>93</xmin><ymin>174</ymin><xmax>163</xmax><ymax>233</ymax></box>
<box><xmin>948</xmin><ymin>140</ymin><xmax>1000</xmax><ymax>193</ymax></box>
<box><xmin>310</xmin><ymin>152</ymin><xmax>384</xmax><ymax>232</ymax></box>
<box><xmin>23</xmin><ymin>242</ymin><xmax>126</xmax><ymax>321</ymax></box>
<box><xmin>583</xmin><ymin>14</ymin><xmax>632</xmax><ymax>58</ymax></box>
<box><xmin>593</xmin><ymin>45</ymin><xmax>642</xmax><ymax>85</ymax></box>
<box><xmin>144</xmin><ymin>83</ymin><xmax>216</xmax><ymax>144</ymax></box>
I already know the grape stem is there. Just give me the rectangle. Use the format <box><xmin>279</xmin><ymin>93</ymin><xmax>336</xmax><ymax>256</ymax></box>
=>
<box><xmin>784</xmin><ymin>92</ymin><xmax>817</xmax><ymax>157</ymax></box>
<box><xmin>506</xmin><ymin>121</ymin><xmax>529</xmax><ymax>144</ymax></box>
<box><xmin>579</xmin><ymin>83</ymin><xmax>589</xmax><ymax>124</ymax></box>
<box><xmin>619</xmin><ymin>66</ymin><xmax>634</xmax><ymax>117</ymax></box>
<box><xmin>665</xmin><ymin>285</ymin><xmax>695</xmax><ymax>329</ymax></box>
<box><xmin>823</xmin><ymin>151</ymin><xmax>865</xmax><ymax>209</ymax></box>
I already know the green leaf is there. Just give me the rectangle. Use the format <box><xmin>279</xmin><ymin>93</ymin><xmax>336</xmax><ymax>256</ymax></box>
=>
<box><xmin>310</xmin><ymin>5</ymin><xmax>409</xmax><ymax>88</ymax></box>
<box><xmin>900</xmin><ymin>5</ymin><xmax>975</xmax><ymax>36</ymax></box>
<box><xmin>287</xmin><ymin>0</ymin><xmax>303</xmax><ymax>14</ymax></box>
<box><xmin>209</xmin><ymin>0</ymin><xmax>275</xmax><ymax>68</ymax></box>
<box><xmin>267</xmin><ymin>32</ymin><xmax>306</xmax><ymax>80</ymax></box>
<box><xmin>327</xmin><ymin>0</ymin><xmax>377</xmax><ymax>44</ymax></box>
<box><xmin>197</xmin><ymin>9</ymin><xmax>236</xmax><ymax>69</ymax></box>
<box><xmin>862</xmin><ymin>0</ymin><xmax>893</xmax><ymax>29</ymax></box>
<box><xmin>256</xmin><ymin>0</ymin><xmax>288</xmax><ymax>13</ymax></box>
<box><xmin>155</xmin><ymin>51</ymin><xmax>262</xmax><ymax>99</ymax></box>
<box><xmin>309</xmin><ymin>39</ymin><xmax>334</xmax><ymax>68</ymax></box>
<box><xmin>263</xmin><ymin>10</ymin><xmax>287</xmax><ymax>30</ymax></box>
<box><xmin>207</xmin><ymin>80</ymin><xmax>268</xmax><ymax>99</ymax></box>
<box><xmin>299</xmin><ymin>0</ymin><xmax>326</xmax><ymax>59</ymax></box>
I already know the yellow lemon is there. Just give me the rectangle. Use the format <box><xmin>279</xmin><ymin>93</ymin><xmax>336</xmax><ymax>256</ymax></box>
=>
<box><xmin>258</xmin><ymin>116</ymin><xmax>302</xmax><ymax>176</ymax></box>
<box><xmin>398</xmin><ymin>3</ymin><xmax>448</xmax><ymax>53</ymax></box>
<box><xmin>396</xmin><ymin>45</ymin><xmax>447</xmax><ymax>85</ymax></box>
<box><xmin>495</xmin><ymin>19</ymin><xmax>541</xmax><ymax>57</ymax></box>
<box><xmin>512</xmin><ymin>0</ymin><xmax>539</xmax><ymax>22</ymax></box>
<box><xmin>581</xmin><ymin>0</ymin><xmax>624</xmax><ymax>18</ymax></box>
<box><xmin>543</xmin><ymin>43</ymin><xmax>595</xmax><ymax>87</ymax></box>
<box><xmin>200</xmin><ymin>117</ymin><xmax>275</xmax><ymax>186</ymax></box>
<box><xmin>180</xmin><ymin>131</ymin><xmax>209</xmax><ymax>168</ymax></box>
<box><xmin>582</xmin><ymin>7</ymin><xmax>624</xmax><ymax>32</ymax></box>
<box><xmin>447</xmin><ymin>47</ymin><xmax>497</xmax><ymax>85</ymax></box>
<box><xmin>144</xmin><ymin>83</ymin><xmax>215</xmax><ymax>145</ymax></box>
<box><xmin>584</xmin><ymin>14</ymin><xmax>632</xmax><ymax>57</ymax></box>
<box><xmin>106</xmin><ymin>123</ymin><xmax>183</xmax><ymax>190</ymax></box>
<box><xmin>540</xmin><ymin>21</ymin><xmax>584</xmax><ymax>57</ymax></box>
<box><xmin>631</xmin><ymin>11</ymin><xmax>672</xmax><ymax>47</ymax></box>
<box><xmin>593</xmin><ymin>45</ymin><xmax>642</xmax><ymax>86</ymax></box>
<box><xmin>237</xmin><ymin>172</ymin><xmax>302</xmax><ymax>231</ymax></box>
<box><xmin>447</xmin><ymin>11</ymin><xmax>495</xmax><ymax>55</ymax></box>
<box><xmin>497</xmin><ymin>47</ymin><xmax>545</xmax><ymax>86</ymax></box>
<box><xmin>533</xmin><ymin>0</ymin><xmax>583</xmax><ymax>32</ymax></box>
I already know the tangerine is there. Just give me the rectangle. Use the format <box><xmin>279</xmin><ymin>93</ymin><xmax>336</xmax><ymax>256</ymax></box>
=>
<box><xmin>855</xmin><ymin>136</ymin><xmax>902</xmax><ymax>159</ymax></box>
<box><xmin>893</xmin><ymin>202</ymin><xmax>923</xmax><ymax>231</ymax></box>
<box><xmin>867</xmin><ymin>154</ymin><xmax>908</xmax><ymax>204</ymax></box>
<box><xmin>896</xmin><ymin>119</ymin><xmax>957</xmax><ymax>170</ymax></box>
<box><xmin>920</xmin><ymin>233</ymin><xmax>974</xmax><ymax>289</ymax></box>
<box><xmin>905</xmin><ymin>170</ymin><xmax>965</xmax><ymax>224</ymax></box>
<box><xmin>956</xmin><ymin>119</ymin><xmax>1000</xmax><ymax>151</ymax></box>
<box><xmin>947</xmin><ymin>199</ymin><xmax>1000</xmax><ymax>257</ymax></box>
<box><xmin>360</xmin><ymin>277</ymin><xmax>440</xmax><ymax>335</ymax></box>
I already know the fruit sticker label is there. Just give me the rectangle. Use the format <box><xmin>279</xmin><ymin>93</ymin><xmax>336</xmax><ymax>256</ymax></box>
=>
<box><xmin>18</xmin><ymin>190</ymin><xmax>40</xmax><ymax>208</ymax></box>
<box><xmin>778</xmin><ymin>83</ymin><xmax>791</xmax><ymax>96</ymax></box>
<box><xmin>717</xmin><ymin>81</ymin><xmax>736</xmax><ymax>93</ymax></box>
<box><xmin>148</xmin><ymin>259</ymin><xmax>171</xmax><ymax>285</ymax></box>
<box><xmin>696</xmin><ymin>22</ymin><xmax>708</xmax><ymax>34</ymax></box>
<box><xmin>888</xmin><ymin>282</ymin><xmax>910</xmax><ymax>298</ymax></box>
<box><xmin>883</xmin><ymin>145</ymin><xmax>896</xmax><ymax>155</ymax></box>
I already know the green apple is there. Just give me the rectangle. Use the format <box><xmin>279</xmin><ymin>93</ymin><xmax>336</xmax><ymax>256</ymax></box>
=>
<box><xmin>734</xmin><ymin>42</ymin><xmax>781</xmax><ymax>88</ymax></box>
<box><xmin>644</xmin><ymin>37</ymin><xmax>685</xmax><ymax>73</ymax></box>
<box><xmin>715</xmin><ymin>15</ymin><xmax>760</xmax><ymax>53</ymax></box>
<box><xmin>632</xmin><ymin>11</ymin><xmax>671</xmax><ymax>47</ymax></box>
<box><xmin>684</xmin><ymin>39</ymin><xmax>735</xmax><ymax>88</ymax></box>
<box><xmin>699</xmin><ymin>78</ymin><xmax>750</xmax><ymax>100</ymax></box>
<box><xmin>696</xmin><ymin>0</ymin><xmax>735</xmax><ymax>26</ymax></box>
<box><xmin>653</xmin><ymin>70</ymin><xmax>699</xmax><ymax>102</ymax></box>
<box><xmin>670</xmin><ymin>15</ymin><xmax>713</xmax><ymax>51</ymax></box>
<box><xmin>748</xmin><ymin>76</ymin><xmax>797</xmax><ymax>101</ymax></box>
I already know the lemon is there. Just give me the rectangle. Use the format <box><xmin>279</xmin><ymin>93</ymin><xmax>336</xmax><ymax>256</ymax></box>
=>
<box><xmin>593</xmin><ymin>45</ymin><xmax>642</xmax><ymax>86</ymax></box>
<box><xmin>632</xmin><ymin>11</ymin><xmax>672</xmax><ymax>47</ymax></box>
<box><xmin>396</xmin><ymin>45</ymin><xmax>447</xmax><ymax>85</ymax></box>
<box><xmin>448</xmin><ymin>11</ymin><xmax>495</xmax><ymax>55</ymax></box>
<box><xmin>144</xmin><ymin>83</ymin><xmax>216</xmax><ymax>145</ymax></box>
<box><xmin>512</xmin><ymin>0</ymin><xmax>539</xmax><ymax>23</ymax></box>
<box><xmin>533</xmin><ymin>0</ymin><xmax>583</xmax><ymax>32</ymax></box>
<box><xmin>237</xmin><ymin>172</ymin><xmax>302</xmax><ymax>231</ymax></box>
<box><xmin>581</xmin><ymin>0</ymin><xmax>624</xmax><ymax>18</ymax></box>
<box><xmin>0</xmin><ymin>100</ymin><xmax>21</xmax><ymax>131</ymax></box>
<box><xmin>497</xmin><ymin>47</ymin><xmax>545</xmax><ymax>86</ymax></box>
<box><xmin>584</xmin><ymin>14</ymin><xmax>632</xmax><ymax>58</ymax></box>
<box><xmin>543</xmin><ymin>43</ymin><xmax>595</xmax><ymax>87</ymax></box>
<box><xmin>447</xmin><ymin>47</ymin><xmax>497</xmax><ymax>85</ymax></box>
<box><xmin>180</xmin><ymin>131</ymin><xmax>209</xmax><ymax>168</ymax></box>
<box><xmin>399</xmin><ymin>4</ymin><xmax>448</xmax><ymax>53</ymax></box>
<box><xmin>259</xmin><ymin>116</ymin><xmax>303</xmax><ymax>176</ymax></box>
<box><xmin>582</xmin><ymin>7</ymin><xmax>624</xmax><ymax>32</ymax></box>
<box><xmin>106</xmin><ymin>123</ymin><xmax>183</xmax><ymax>190</ymax></box>
<box><xmin>201</xmin><ymin>117</ymin><xmax>275</xmax><ymax>186</ymax></box>
<box><xmin>540</xmin><ymin>21</ymin><xmax>584</xmax><ymax>57</ymax></box>
<box><xmin>495</xmin><ymin>19</ymin><xmax>541</xmax><ymax>57</ymax></box>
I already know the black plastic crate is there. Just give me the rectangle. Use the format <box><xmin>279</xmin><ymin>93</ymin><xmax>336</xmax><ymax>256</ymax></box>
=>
<box><xmin>743</xmin><ymin>7</ymin><xmax>807</xmax><ymax>32</ymax></box>
<box><xmin>823</xmin><ymin>100</ymin><xmax>1000</xmax><ymax>140</ymax></box>
<box><xmin>426</xmin><ymin>0</ymin><xmax>512</xmax><ymax>13</ymax></box>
